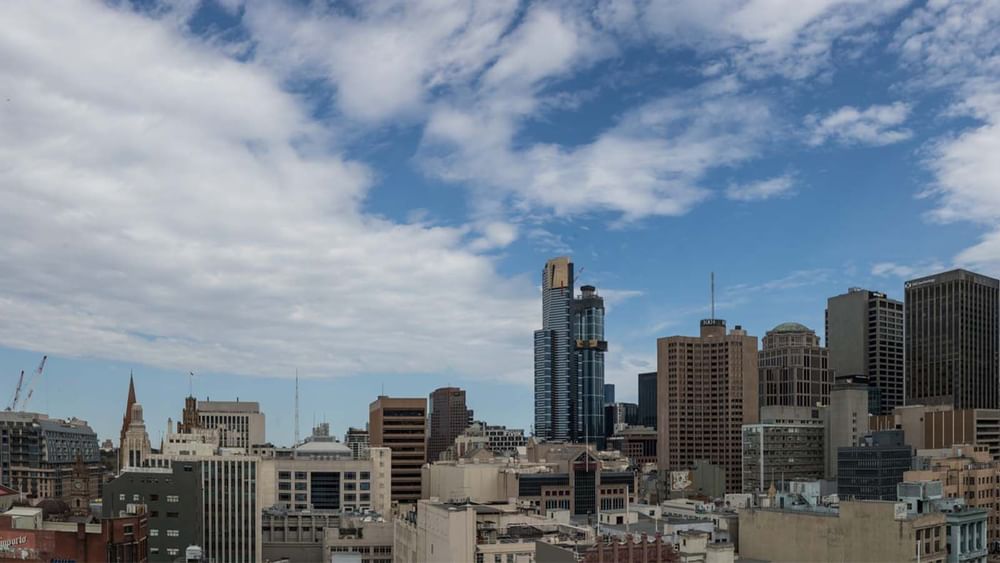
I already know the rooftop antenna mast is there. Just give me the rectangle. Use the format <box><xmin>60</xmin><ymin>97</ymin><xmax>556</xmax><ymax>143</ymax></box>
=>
<box><xmin>711</xmin><ymin>272</ymin><xmax>715</xmax><ymax>320</ymax></box>
<box><xmin>294</xmin><ymin>369</ymin><xmax>300</xmax><ymax>446</ymax></box>
<box><xmin>188</xmin><ymin>371</ymin><xmax>194</xmax><ymax>397</ymax></box>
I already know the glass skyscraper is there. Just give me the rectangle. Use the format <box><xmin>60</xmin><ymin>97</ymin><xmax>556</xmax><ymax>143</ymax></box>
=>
<box><xmin>533</xmin><ymin>257</ymin><xmax>607</xmax><ymax>447</ymax></box>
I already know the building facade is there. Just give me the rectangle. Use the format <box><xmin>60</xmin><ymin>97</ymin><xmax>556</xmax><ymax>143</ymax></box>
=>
<box><xmin>426</xmin><ymin>387</ymin><xmax>472</xmax><ymax>463</ymax></box>
<box><xmin>607</xmin><ymin>426</ymin><xmax>657</xmax><ymax>467</ymax></box>
<box><xmin>603</xmin><ymin>402</ymin><xmax>638</xmax><ymax>439</ymax></box>
<box><xmin>741</xmin><ymin>423</ymin><xmax>824</xmax><ymax>493</ymax></box>
<box><xmin>535</xmin><ymin>257</ymin><xmax>575</xmax><ymax>442</ymax></box>
<box><xmin>637</xmin><ymin>372</ymin><xmax>657</xmax><ymax>429</ymax></box>
<box><xmin>603</xmin><ymin>384</ymin><xmax>615</xmax><ymax>405</ymax></box>
<box><xmin>825</xmin><ymin>375</ymin><xmax>870</xmax><ymax>479</ymax></box>
<box><xmin>837</xmin><ymin>430</ymin><xmax>912</xmax><ymax>501</ymax></box>
<box><xmin>0</xmin><ymin>412</ymin><xmax>102</xmax><ymax>502</ymax></box>
<box><xmin>759</xmin><ymin>322</ymin><xmax>830</xmax><ymax>408</ymax></box>
<box><xmin>572</xmin><ymin>285</ymin><xmax>607</xmax><ymax>448</ymax></box>
<box><xmin>183</xmin><ymin>399</ymin><xmax>266</xmax><ymax>451</ymax></box>
<box><xmin>825</xmin><ymin>287</ymin><xmax>904</xmax><ymax>415</ymax></box>
<box><xmin>657</xmin><ymin>319</ymin><xmax>759</xmax><ymax>493</ymax></box>
<box><xmin>871</xmin><ymin>405</ymin><xmax>1000</xmax><ymax>460</ymax></box>
<box><xmin>450</xmin><ymin>421</ymin><xmax>526</xmax><ymax>458</ymax></box>
<box><xmin>906</xmin><ymin>269</ymin><xmax>1000</xmax><ymax>409</ymax></box>
<box><xmin>369</xmin><ymin>396</ymin><xmax>426</xmax><ymax>504</ymax></box>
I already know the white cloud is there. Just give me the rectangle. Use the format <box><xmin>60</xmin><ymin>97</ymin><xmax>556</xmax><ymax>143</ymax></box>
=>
<box><xmin>725</xmin><ymin>175</ymin><xmax>795</xmax><ymax>201</ymax></box>
<box><xmin>805</xmin><ymin>102</ymin><xmax>913</xmax><ymax>146</ymax></box>
<box><xmin>870</xmin><ymin>261</ymin><xmax>944</xmax><ymax>279</ymax></box>
<box><xmin>0</xmin><ymin>2</ymin><xmax>538</xmax><ymax>382</ymax></box>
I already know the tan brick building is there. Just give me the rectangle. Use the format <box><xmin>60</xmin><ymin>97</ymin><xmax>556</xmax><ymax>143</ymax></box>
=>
<box><xmin>369</xmin><ymin>396</ymin><xmax>427</xmax><ymax>504</ymax></box>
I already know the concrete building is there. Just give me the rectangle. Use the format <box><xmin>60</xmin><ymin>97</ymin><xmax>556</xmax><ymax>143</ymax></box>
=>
<box><xmin>906</xmin><ymin>269</ymin><xmax>1000</xmax><ymax>409</ymax></box>
<box><xmin>758</xmin><ymin>322</ymin><xmax>830</xmax><ymax>408</ymax></box>
<box><xmin>838</xmin><ymin>430</ymin><xmax>913</xmax><ymax>500</ymax></box>
<box><xmin>261</xmin><ymin>508</ymin><xmax>340</xmax><ymax>561</ymax></box>
<box><xmin>637</xmin><ymin>372</ymin><xmax>657</xmax><ymax>429</ymax></box>
<box><xmin>179</xmin><ymin>398</ymin><xmax>266</xmax><ymax>451</ymax></box>
<box><xmin>324</xmin><ymin>515</ymin><xmax>393</xmax><ymax>563</ymax></box>
<box><xmin>825</xmin><ymin>374</ymin><xmax>870</xmax><ymax>479</ymax></box>
<box><xmin>604</xmin><ymin>402</ymin><xmax>638</xmax><ymax>438</ymax></box>
<box><xmin>741</xmin><ymin>422</ymin><xmax>824</xmax><ymax>493</ymax></box>
<box><xmin>345</xmin><ymin>426</ymin><xmax>370</xmax><ymax>460</ymax></box>
<box><xmin>608</xmin><ymin>426</ymin><xmax>657</xmax><ymax>467</ymax></box>
<box><xmin>898</xmin><ymin>480</ymin><xmax>988</xmax><ymax>563</ymax></box>
<box><xmin>740</xmin><ymin>499</ymin><xmax>947</xmax><ymax>562</ymax></box>
<box><xmin>426</xmin><ymin>387</ymin><xmax>473</xmax><ymax>463</ymax></box>
<box><xmin>258</xmin><ymin>444</ymin><xmax>392</xmax><ymax>517</ymax></box>
<box><xmin>393</xmin><ymin>499</ymin><xmax>593</xmax><ymax>563</ymax></box>
<box><xmin>905</xmin><ymin>445</ymin><xmax>1000</xmax><ymax>546</ymax></box>
<box><xmin>604</xmin><ymin>384</ymin><xmax>615</xmax><ymax>405</ymax></box>
<box><xmin>369</xmin><ymin>396</ymin><xmax>426</xmax><ymax>504</ymax></box>
<box><xmin>0</xmin><ymin>411</ymin><xmax>102</xmax><ymax>503</ymax></box>
<box><xmin>826</xmin><ymin>287</ymin><xmax>904</xmax><ymax>414</ymax></box>
<box><xmin>573</xmin><ymin>285</ymin><xmax>608</xmax><ymax>448</ymax></box>
<box><xmin>449</xmin><ymin>421</ymin><xmax>526</xmax><ymax>459</ymax></box>
<box><xmin>657</xmin><ymin>319</ymin><xmax>758</xmax><ymax>493</ymax></box>
<box><xmin>103</xmin><ymin>464</ymin><xmax>202</xmax><ymax>561</ymax></box>
<box><xmin>0</xmin><ymin>505</ymin><xmax>149</xmax><ymax>563</ymax></box>
<box><xmin>535</xmin><ymin>256</ymin><xmax>575</xmax><ymax>442</ymax></box>
<box><xmin>871</xmin><ymin>405</ymin><xmax>1000</xmax><ymax>460</ymax></box>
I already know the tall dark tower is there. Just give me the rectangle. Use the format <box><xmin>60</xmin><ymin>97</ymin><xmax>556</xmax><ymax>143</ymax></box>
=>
<box><xmin>905</xmin><ymin>269</ymin><xmax>1000</xmax><ymax>409</ymax></box>
<box><xmin>426</xmin><ymin>387</ymin><xmax>473</xmax><ymax>462</ymax></box>
<box><xmin>534</xmin><ymin>257</ymin><xmax>574</xmax><ymax>441</ymax></box>
<box><xmin>572</xmin><ymin>285</ymin><xmax>607</xmax><ymax>448</ymax></box>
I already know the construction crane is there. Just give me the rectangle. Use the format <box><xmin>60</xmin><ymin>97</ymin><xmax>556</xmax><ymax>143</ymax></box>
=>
<box><xmin>7</xmin><ymin>370</ymin><xmax>25</xmax><ymax>411</ymax></box>
<box><xmin>17</xmin><ymin>356</ymin><xmax>47</xmax><ymax>412</ymax></box>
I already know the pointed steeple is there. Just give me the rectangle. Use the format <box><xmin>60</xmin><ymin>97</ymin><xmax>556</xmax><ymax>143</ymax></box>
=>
<box><xmin>120</xmin><ymin>371</ymin><xmax>137</xmax><ymax>449</ymax></box>
<box><xmin>127</xmin><ymin>371</ymin><xmax>136</xmax><ymax>405</ymax></box>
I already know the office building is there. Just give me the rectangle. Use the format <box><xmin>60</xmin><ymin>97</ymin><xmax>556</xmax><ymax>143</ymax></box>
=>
<box><xmin>535</xmin><ymin>256</ymin><xmax>575</xmax><ymax>442</ymax></box>
<box><xmin>449</xmin><ymin>421</ymin><xmax>526</xmax><ymax>459</ymax></box>
<box><xmin>369</xmin><ymin>396</ymin><xmax>426</xmax><ymax>503</ymax></box>
<box><xmin>604</xmin><ymin>384</ymin><xmax>615</xmax><ymax>405</ymax></box>
<box><xmin>906</xmin><ymin>269</ymin><xmax>1000</xmax><ymax>409</ymax></box>
<box><xmin>657</xmin><ymin>319</ymin><xmax>759</xmax><ymax>493</ymax></box>
<box><xmin>0</xmin><ymin>411</ymin><xmax>102</xmax><ymax>502</ymax></box>
<box><xmin>871</xmin><ymin>405</ymin><xmax>1000</xmax><ymax>460</ymax></box>
<box><xmin>603</xmin><ymin>402</ymin><xmax>638</xmax><ymax>438</ymax></box>
<box><xmin>103</xmin><ymin>463</ymin><xmax>202</xmax><ymax>560</ymax></box>
<box><xmin>261</xmin><ymin>508</ymin><xmax>340</xmax><ymax>562</ymax></box>
<box><xmin>741</xmin><ymin>422</ymin><xmax>824</xmax><ymax>493</ymax></box>
<box><xmin>759</xmin><ymin>322</ymin><xmax>830</xmax><ymax>408</ymax></box>
<box><xmin>825</xmin><ymin>287</ymin><xmax>904</xmax><ymax>415</ymax></box>
<box><xmin>323</xmin><ymin>515</ymin><xmax>393</xmax><ymax>563</ymax></box>
<box><xmin>607</xmin><ymin>426</ymin><xmax>657</xmax><ymax>466</ymax></box>
<box><xmin>637</xmin><ymin>371</ymin><xmax>657</xmax><ymax>429</ymax></box>
<box><xmin>426</xmin><ymin>387</ymin><xmax>472</xmax><ymax>463</ymax></box>
<box><xmin>178</xmin><ymin>398</ymin><xmax>266</xmax><ymax>450</ymax></box>
<box><xmin>825</xmin><ymin>374</ymin><xmax>870</xmax><ymax>479</ymax></box>
<box><xmin>740</xmin><ymin>499</ymin><xmax>947</xmax><ymax>563</ymax></box>
<box><xmin>572</xmin><ymin>284</ymin><xmax>607</xmax><ymax>447</ymax></box>
<box><xmin>344</xmin><ymin>427</ymin><xmax>370</xmax><ymax>460</ymax></box>
<box><xmin>837</xmin><ymin>430</ymin><xmax>912</xmax><ymax>500</ymax></box>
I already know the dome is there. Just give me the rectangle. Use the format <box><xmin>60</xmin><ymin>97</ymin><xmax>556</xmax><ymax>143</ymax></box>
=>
<box><xmin>294</xmin><ymin>439</ymin><xmax>352</xmax><ymax>458</ymax></box>
<box><xmin>771</xmin><ymin>322</ymin><xmax>812</xmax><ymax>333</ymax></box>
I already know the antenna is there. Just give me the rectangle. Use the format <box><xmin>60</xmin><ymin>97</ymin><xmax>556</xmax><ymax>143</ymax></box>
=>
<box><xmin>294</xmin><ymin>370</ymin><xmax>300</xmax><ymax>446</ymax></box>
<box><xmin>711</xmin><ymin>272</ymin><xmax>715</xmax><ymax>320</ymax></box>
<box><xmin>188</xmin><ymin>371</ymin><xmax>194</xmax><ymax>397</ymax></box>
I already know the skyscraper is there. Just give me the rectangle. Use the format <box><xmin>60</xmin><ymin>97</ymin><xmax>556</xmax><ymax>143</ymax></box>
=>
<box><xmin>758</xmin><ymin>322</ymin><xmax>830</xmax><ymax>408</ymax></box>
<box><xmin>905</xmin><ymin>269</ymin><xmax>1000</xmax><ymax>409</ymax></box>
<box><xmin>657</xmin><ymin>319</ymin><xmax>759</xmax><ymax>493</ymax></box>
<box><xmin>369</xmin><ymin>396</ymin><xmax>426</xmax><ymax>503</ymax></box>
<box><xmin>603</xmin><ymin>384</ymin><xmax>615</xmax><ymax>405</ymax></box>
<box><xmin>534</xmin><ymin>257</ymin><xmax>574</xmax><ymax>441</ymax></box>
<box><xmin>572</xmin><ymin>285</ymin><xmax>607</xmax><ymax>447</ymax></box>
<box><xmin>825</xmin><ymin>287</ymin><xmax>904</xmax><ymax>415</ymax></box>
<box><xmin>637</xmin><ymin>372</ymin><xmax>657</xmax><ymax>429</ymax></box>
<box><xmin>426</xmin><ymin>387</ymin><xmax>473</xmax><ymax>463</ymax></box>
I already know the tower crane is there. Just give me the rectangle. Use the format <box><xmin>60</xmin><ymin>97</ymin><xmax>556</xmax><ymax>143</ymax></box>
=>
<box><xmin>18</xmin><ymin>355</ymin><xmax>47</xmax><ymax>411</ymax></box>
<box><xmin>7</xmin><ymin>370</ymin><xmax>25</xmax><ymax>411</ymax></box>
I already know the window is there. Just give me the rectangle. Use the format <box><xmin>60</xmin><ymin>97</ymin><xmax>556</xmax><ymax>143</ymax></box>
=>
<box><xmin>167</xmin><ymin>530</ymin><xmax>179</xmax><ymax>537</ymax></box>
<box><xmin>345</xmin><ymin>472</ymin><xmax>356</xmax><ymax>480</ymax></box>
<box><xmin>295</xmin><ymin>472</ymin><xmax>308</xmax><ymax>480</ymax></box>
<box><xmin>150</xmin><ymin>511</ymin><xmax>158</xmax><ymax>518</ymax></box>
<box><xmin>166</xmin><ymin>495</ymin><xmax>179</xmax><ymax>503</ymax></box>
<box><xmin>279</xmin><ymin>482</ymin><xmax>291</xmax><ymax>491</ymax></box>
<box><xmin>344</xmin><ymin>482</ymin><xmax>356</xmax><ymax>491</ymax></box>
<box><xmin>118</xmin><ymin>494</ymin><xmax>125</xmax><ymax>501</ymax></box>
<box><xmin>295</xmin><ymin>482</ymin><xmax>307</xmax><ymax>491</ymax></box>
<box><xmin>279</xmin><ymin>471</ymin><xmax>291</xmax><ymax>479</ymax></box>
<box><xmin>360</xmin><ymin>482</ymin><xmax>370</xmax><ymax>491</ymax></box>
<box><xmin>150</xmin><ymin>529</ymin><xmax>159</xmax><ymax>537</ymax></box>
<box><xmin>132</xmin><ymin>494</ymin><xmax>140</xmax><ymax>501</ymax></box>
<box><xmin>167</xmin><ymin>548</ymin><xmax>179</xmax><ymax>556</ymax></box>
<box><xmin>167</xmin><ymin>512</ymin><xmax>179</xmax><ymax>518</ymax></box>
<box><xmin>150</xmin><ymin>548</ymin><xmax>159</xmax><ymax>555</ymax></box>
<box><xmin>295</xmin><ymin>493</ymin><xmax>307</xmax><ymax>501</ymax></box>
<box><xmin>150</xmin><ymin>494</ymin><xmax>159</xmax><ymax>501</ymax></box>
<box><xmin>279</xmin><ymin>493</ymin><xmax>291</xmax><ymax>502</ymax></box>
<box><xmin>360</xmin><ymin>472</ymin><xmax>370</xmax><ymax>480</ymax></box>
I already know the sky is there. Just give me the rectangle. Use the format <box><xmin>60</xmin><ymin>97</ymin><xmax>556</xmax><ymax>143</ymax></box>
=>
<box><xmin>0</xmin><ymin>0</ymin><xmax>998</xmax><ymax>446</ymax></box>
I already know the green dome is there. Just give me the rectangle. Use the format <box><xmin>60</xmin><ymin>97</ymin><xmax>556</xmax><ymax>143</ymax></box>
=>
<box><xmin>772</xmin><ymin>322</ymin><xmax>812</xmax><ymax>333</ymax></box>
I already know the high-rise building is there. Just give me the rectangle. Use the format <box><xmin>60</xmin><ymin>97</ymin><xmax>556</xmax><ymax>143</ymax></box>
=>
<box><xmin>369</xmin><ymin>396</ymin><xmax>426</xmax><ymax>504</ymax></box>
<box><xmin>825</xmin><ymin>375</ymin><xmax>870</xmax><ymax>479</ymax></box>
<box><xmin>426</xmin><ymin>387</ymin><xmax>473</xmax><ymax>463</ymax></box>
<box><xmin>344</xmin><ymin>427</ymin><xmax>370</xmax><ymax>460</ymax></box>
<box><xmin>825</xmin><ymin>287</ymin><xmax>904</xmax><ymax>415</ymax></box>
<box><xmin>657</xmin><ymin>319</ymin><xmax>759</xmax><ymax>493</ymax></box>
<box><xmin>534</xmin><ymin>257</ymin><xmax>574</xmax><ymax>441</ymax></box>
<box><xmin>741</xmin><ymin>422</ymin><xmax>824</xmax><ymax>493</ymax></box>
<box><xmin>572</xmin><ymin>285</ymin><xmax>607</xmax><ymax>448</ymax></box>
<box><xmin>534</xmin><ymin>258</ymin><xmax>608</xmax><ymax>448</ymax></box>
<box><xmin>603</xmin><ymin>384</ymin><xmax>615</xmax><ymax>405</ymax></box>
<box><xmin>905</xmin><ymin>269</ymin><xmax>1000</xmax><ymax>409</ymax></box>
<box><xmin>637</xmin><ymin>372</ymin><xmax>657</xmax><ymax>429</ymax></box>
<box><xmin>603</xmin><ymin>402</ymin><xmax>638</xmax><ymax>439</ymax></box>
<box><xmin>759</xmin><ymin>322</ymin><xmax>830</xmax><ymax>408</ymax></box>
<box><xmin>176</xmin><ymin>397</ymin><xmax>266</xmax><ymax>451</ymax></box>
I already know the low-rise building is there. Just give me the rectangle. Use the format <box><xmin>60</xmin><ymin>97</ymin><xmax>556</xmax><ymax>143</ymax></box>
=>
<box><xmin>324</xmin><ymin>514</ymin><xmax>393</xmax><ymax>563</ymax></box>
<box><xmin>608</xmin><ymin>426</ymin><xmax>657</xmax><ymax>467</ymax></box>
<box><xmin>898</xmin><ymin>480</ymin><xmax>988</xmax><ymax>563</ymax></box>
<box><xmin>838</xmin><ymin>429</ymin><xmax>912</xmax><ymax>500</ymax></box>
<box><xmin>261</xmin><ymin>507</ymin><xmax>340</xmax><ymax>562</ymax></box>
<box><xmin>739</xmin><ymin>500</ymin><xmax>947</xmax><ymax>562</ymax></box>
<box><xmin>447</xmin><ymin>421</ymin><xmax>527</xmax><ymax>459</ymax></box>
<box><xmin>0</xmin><ymin>505</ymin><xmax>148</xmax><ymax>562</ymax></box>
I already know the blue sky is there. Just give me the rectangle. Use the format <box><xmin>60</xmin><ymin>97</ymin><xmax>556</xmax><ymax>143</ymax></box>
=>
<box><xmin>1</xmin><ymin>0</ymin><xmax>998</xmax><ymax>446</ymax></box>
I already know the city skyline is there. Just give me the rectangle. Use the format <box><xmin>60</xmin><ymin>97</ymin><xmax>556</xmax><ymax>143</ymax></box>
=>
<box><xmin>2</xmin><ymin>1</ymin><xmax>999</xmax><ymax>448</ymax></box>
